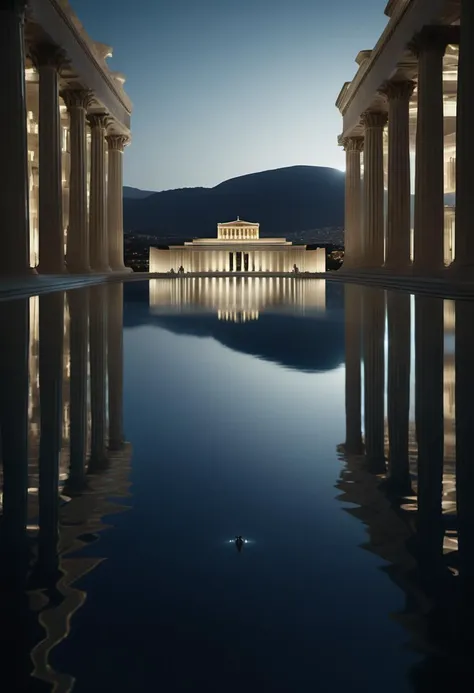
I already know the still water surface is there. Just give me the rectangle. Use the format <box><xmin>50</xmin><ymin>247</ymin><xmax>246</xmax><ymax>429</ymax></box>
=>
<box><xmin>0</xmin><ymin>278</ymin><xmax>472</xmax><ymax>691</ymax></box>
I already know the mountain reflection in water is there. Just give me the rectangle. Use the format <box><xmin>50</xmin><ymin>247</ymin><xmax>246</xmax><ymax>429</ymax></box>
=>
<box><xmin>0</xmin><ymin>280</ymin><xmax>473</xmax><ymax>690</ymax></box>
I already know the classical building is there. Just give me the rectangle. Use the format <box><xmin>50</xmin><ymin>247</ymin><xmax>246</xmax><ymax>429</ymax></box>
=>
<box><xmin>149</xmin><ymin>218</ymin><xmax>326</xmax><ymax>273</ymax></box>
<box><xmin>1</xmin><ymin>0</ymin><xmax>132</xmax><ymax>277</ymax></box>
<box><xmin>337</xmin><ymin>0</ymin><xmax>471</xmax><ymax>277</ymax></box>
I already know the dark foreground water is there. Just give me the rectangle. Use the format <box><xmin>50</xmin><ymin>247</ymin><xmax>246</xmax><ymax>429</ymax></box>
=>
<box><xmin>0</xmin><ymin>278</ymin><xmax>472</xmax><ymax>691</ymax></box>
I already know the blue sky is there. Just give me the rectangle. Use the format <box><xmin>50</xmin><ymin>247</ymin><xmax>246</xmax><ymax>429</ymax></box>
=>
<box><xmin>72</xmin><ymin>0</ymin><xmax>388</xmax><ymax>191</ymax></box>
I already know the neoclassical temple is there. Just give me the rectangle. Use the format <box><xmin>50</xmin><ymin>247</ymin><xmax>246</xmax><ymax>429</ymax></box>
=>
<box><xmin>337</xmin><ymin>0</ymin><xmax>472</xmax><ymax>277</ymax></box>
<box><xmin>149</xmin><ymin>218</ymin><xmax>326</xmax><ymax>273</ymax></box>
<box><xmin>1</xmin><ymin>0</ymin><xmax>132</xmax><ymax>277</ymax></box>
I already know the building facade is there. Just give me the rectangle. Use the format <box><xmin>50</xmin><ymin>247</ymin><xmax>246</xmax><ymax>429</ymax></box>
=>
<box><xmin>1</xmin><ymin>0</ymin><xmax>132</xmax><ymax>277</ymax></box>
<box><xmin>149</xmin><ymin>218</ymin><xmax>326</xmax><ymax>273</ymax></box>
<box><xmin>337</xmin><ymin>0</ymin><xmax>471</xmax><ymax>277</ymax></box>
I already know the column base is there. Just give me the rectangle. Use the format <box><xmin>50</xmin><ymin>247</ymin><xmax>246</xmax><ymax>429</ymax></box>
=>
<box><xmin>110</xmin><ymin>265</ymin><xmax>133</xmax><ymax>273</ymax></box>
<box><xmin>67</xmin><ymin>264</ymin><xmax>93</xmax><ymax>275</ymax></box>
<box><xmin>90</xmin><ymin>266</ymin><xmax>112</xmax><ymax>274</ymax></box>
<box><xmin>37</xmin><ymin>265</ymin><xmax>68</xmax><ymax>275</ymax></box>
<box><xmin>0</xmin><ymin>266</ymin><xmax>38</xmax><ymax>278</ymax></box>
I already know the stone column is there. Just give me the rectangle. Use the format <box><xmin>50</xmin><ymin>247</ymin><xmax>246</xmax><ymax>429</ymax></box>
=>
<box><xmin>386</xmin><ymin>291</ymin><xmax>411</xmax><ymax>493</ymax></box>
<box><xmin>414</xmin><ymin>295</ymin><xmax>444</xmax><ymax>569</ymax></box>
<box><xmin>106</xmin><ymin>134</ymin><xmax>131</xmax><ymax>272</ymax></box>
<box><xmin>89</xmin><ymin>285</ymin><xmax>108</xmax><ymax>470</ymax></box>
<box><xmin>361</xmin><ymin>111</ymin><xmax>388</xmax><ymax>268</ymax></box>
<box><xmin>362</xmin><ymin>286</ymin><xmax>386</xmax><ymax>472</ymax></box>
<box><xmin>62</xmin><ymin>90</ymin><xmax>91</xmax><ymax>273</ymax></box>
<box><xmin>343</xmin><ymin>284</ymin><xmax>363</xmax><ymax>454</ymax></box>
<box><xmin>451</xmin><ymin>1</ymin><xmax>474</xmax><ymax>275</ymax></box>
<box><xmin>32</xmin><ymin>44</ymin><xmax>66</xmax><ymax>274</ymax></box>
<box><xmin>342</xmin><ymin>137</ymin><xmax>364</xmax><ymax>269</ymax></box>
<box><xmin>412</xmin><ymin>29</ymin><xmax>446</xmax><ymax>274</ymax></box>
<box><xmin>108</xmin><ymin>283</ymin><xmax>125</xmax><ymax>450</ymax></box>
<box><xmin>38</xmin><ymin>292</ymin><xmax>64</xmax><ymax>573</ymax></box>
<box><xmin>0</xmin><ymin>1</ymin><xmax>33</xmax><ymax>276</ymax></box>
<box><xmin>65</xmin><ymin>288</ymin><xmax>89</xmax><ymax>493</ymax></box>
<box><xmin>383</xmin><ymin>81</ymin><xmax>415</xmax><ymax>271</ymax></box>
<box><xmin>88</xmin><ymin>114</ymin><xmax>110</xmax><ymax>272</ymax></box>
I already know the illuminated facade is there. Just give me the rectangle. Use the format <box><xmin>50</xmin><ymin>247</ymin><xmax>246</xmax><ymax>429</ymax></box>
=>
<box><xmin>336</xmin><ymin>0</ymin><xmax>472</xmax><ymax>277</ymax></box>
<box><xmin>1</xmin><ymin>0</ymin><xmax>132</xmax><ymax>277</ymax></box>
<box><xmin>149</xmin><ymin>218</ymin><xmax>326</xmax><ymax>274</ymax></box>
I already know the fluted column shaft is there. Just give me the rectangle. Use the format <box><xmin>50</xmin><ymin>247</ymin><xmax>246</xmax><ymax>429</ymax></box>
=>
<box><xmin>342</xmin><ymin>137</ymin><xmax>364</xmax><ymax>269</ymax></box>
<box><xmin>62</xmin><ymin>90</ymin><xmax>91</xmax><ymax>273</ymax></box>
<box><xmin>384</xmin><ymin>81</ymin><xmax>415</xmax><ymax>270</ymax></box>
<box><xmin>106</xmin><ymin>135</ymin><xmax>131</xmax><ymax>272</ymax></box>
<box><xmin>108</xmin><ymin>284</ymin><xmax>125</xmax><ymax>449</ymax></box>
<box><xmin>344</xmin><ymin>284</ymin><xmax>363</xmax><ymax>454</ymax></box>
<box><xmin>362</xmin><ymin>286</ymin><xmax>386</xmax><ymax>472</ymax></box>
<box><xmin>415</xmin><ymin>296</ymin><xmax>444</xmax><ymax>568</ymax></box>
<box><xmin>452</xmin><ymin>1</ymin><xmax>474</xmax><ymax>273</ymax></box>
<box><xmin>413</xmin><ymin>30</ymin><xmax>446</xmax><ymax>274</ymax></box>
<box><xmin>88</xmin><ymin>114</ymin><xmax>110</xmax><ymax>272</ymax></box>
<box><xmin>0</xmin><ymin>2</ymin><xmax>32</xmax><ymax>276</ymax></box>
<box><xmin>387</xmin><ymin>291</ymin><xmax>411</xmax><ymax>492</ymax></box>
<box><xmin>89</xmin><ymin>285</ymin><xmax>108</xmax><ymax>469</ymax></box>
<box><xmin>361</xmin><ymin>111</ymin><xmax>387</xmax><ymax>268</ymax></box>
<box><xmin>38</xmin><ymin>292</ymin><xmax>64</xmax><ymax>570</ymax></box>
<box><xmin>67</xmin><ymin>289</ymin><xmax>89</xmax><ymax>491</ymax></box>
<box><xmin>34</xmin><ymin>45</ymin><xmax>65</xmax><ymax>274</ymax></box>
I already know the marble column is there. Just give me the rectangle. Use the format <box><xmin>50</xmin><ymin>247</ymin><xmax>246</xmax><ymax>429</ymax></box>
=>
<box><xmin>412</xmin><ymin>29</ymin><xmax>446</xmax><ymax>274</ymax></box>
<box><xmin>62</xmin><ymin>90</ymin><xmax>91</xmax><ymax>273</ymax></box>
<box><xmin>362</xmin><ymin>286</ymin><xmax>386</xmax><ymax>472</ymax></box>
<box><xmin>342</xmin><ymin>137</ymin><xmax>364</xmax><ymax>269</ymax></box>
<box><xmin>343</xmin><ymin>284</ymin><xmax>363</xmax><ymax>454</ymax></box>
<box><xmin>361</xmin><ymin>111</ymin><xmax>387</xmax><ymax>268</ymax></box>
<box><xmin>65</xmin><ymin>288</ymin><xmax>89</xmax><ymax>493</ymax></box>
<box><xmin>32</xmin><ymin>44</ymin><xmax>66</xmax><ymax>274</ymax></box>
<box><xmin>38</xmin><ymin>292</ymin><xmax>64</xmax><ymax>573</ymax></box>
<box><xmin>414</xmin><ymin>295</ymin><xmax>444</xmax><ymax>568</ymax></box>
<box><xmin>88</xmin><ymin>114</ymin><xmax>110</xmax><ymax>273</ymax></box>
<box><xmin>386</xmin><ymin>291</ymin><xmax>411</xmax><ymax>493</ymax></box>
<box><xmin>108</xmin><ymin>283</ymin><xmax>125</xmax><ymax>450</ymax></box>
<box><xmin>451</xmin><ymin>1</ymin><xmax>474</xmax><ymax>275</ymax></box>
<box><xmin>89</xmin><ymin>285</ymin><xmax>108</xmax><ymax>470</ymax></box>
<box><xmin>106</xmin><ymin>134</ymin><xmax>131</xmax><ymax>272</ymax></box>
<box><xmin>0</xmin><ymin>1</ymin><xmax>33</xmax><ymax>276</ymax></box>
<box><xmin>383</xmin><ymin>81</ymin><xmax>415</xmax><ymax>271</ymax></box>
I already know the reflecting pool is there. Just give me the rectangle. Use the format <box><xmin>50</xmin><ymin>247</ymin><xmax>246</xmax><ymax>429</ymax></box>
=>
<box><xmin>0</xmin><ymin>278</ymin><xmax>472</xmax><ymax>691</ymax></box>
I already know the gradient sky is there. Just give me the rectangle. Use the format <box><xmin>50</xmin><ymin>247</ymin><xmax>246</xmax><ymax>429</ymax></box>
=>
<box><xmin>72</xmin><ymin>0</ymin><xmax>388</xmax><ymax>191</ymax></box>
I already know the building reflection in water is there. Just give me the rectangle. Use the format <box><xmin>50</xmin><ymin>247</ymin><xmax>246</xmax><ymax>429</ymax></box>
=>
<box><xmin>0</xmin><ymin>284</ymin><xmax>131</xmax><ymax>692</ymax></box>
<box><xmin>338</xmin><ymin>284</ymin><xmax>474</xmax><ymax>684</ymax></box>
<box><xmin>149</xmin><ymin>276</ymin><xmax>327</xmax><ymax>319</ymax></box>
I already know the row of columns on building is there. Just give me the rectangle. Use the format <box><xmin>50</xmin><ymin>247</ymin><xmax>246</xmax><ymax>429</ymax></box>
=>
<box><xmin>180</xmin><ymin>250</ymin><xmax>301</xmax><ymax>273</ymax></box>
<box><xmin>0</xmin><ymin>284</ymin><xmax>126</xmax><ymax>575</ymax></box>
<box><xmin>0</xmin><ymin>1</ymin><xmax>130</xmax><ymax>277</ymax></box>
<box><xmin>343</xmin><ymin>5</ymin><xmax>474</xmax><ymax>276</ymax></box>
<box><xmin>219</xmin><ymin>229</ymin><xmax>259</xmax><ymax>240</ymax></box>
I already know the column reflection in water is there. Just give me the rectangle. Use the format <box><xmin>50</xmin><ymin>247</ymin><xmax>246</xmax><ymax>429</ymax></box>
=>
<box><xmin>108</xmin><ymin>283</ymin><xmax>125</xmax><ymax>450</ymax></box>
<box><xmin>37</xmin><ymin>292</ymin><xmax>64</xmax><ymax>580</ymax></box>
<box><xmin>66</xmin><ymin>288</ymin><xmax>89</xmax><ymax>493</ymax></box>
<box><xmin>414</xmin><ymin>295</ymin><xmax>444</xmax><ymax>574</ymax></box>
<box><xmin>342</xmin><ymin>284</ymin><xmax>363</xmax><ymax>454</ymax></box>
<box><xmin>149</xmin><ymin>276</ymin><xmax>326</xmax><ymax>319</ymax></box>
<box><xmin>361</xmin><ymin>286</ymin><xmax>386</xmax><ymax>472</ymax></box>
<box><xmin>89</xmin><ymin>284</ymin><xmax>108</xmax><ymax>470</ymax></box>
<box><xmin>386</xmin><ymin>291</ymin><xmax>412</xmax><ymax>493</ymax></box>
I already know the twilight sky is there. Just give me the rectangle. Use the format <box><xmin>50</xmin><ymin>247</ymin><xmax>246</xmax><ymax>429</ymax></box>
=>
<box><xmin>72</xmin><ymin>0</ymin><xmax>388</xmax><ymax>191</ymax></box>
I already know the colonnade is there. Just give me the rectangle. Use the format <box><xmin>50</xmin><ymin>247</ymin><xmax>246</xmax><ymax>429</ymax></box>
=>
<box><xmin>342</xmin><ymin>13</ymin><xmax>474</xmax><ymax>276</ymax></box>
<box><xmin>0</xmin><ymin>2</ymin><xmax>131</xmax><ymax>277</ymax></box>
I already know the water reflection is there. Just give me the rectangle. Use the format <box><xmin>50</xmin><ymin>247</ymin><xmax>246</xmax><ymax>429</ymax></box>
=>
<box><xmin>0</xmin><ymin>285</ymin><xmax>131</xmax><ymax>692</ymax></box>
<box><xmin>339</xmin><ymin>284</ymin><xmax>474</xmax><ymax>684</ymax></box>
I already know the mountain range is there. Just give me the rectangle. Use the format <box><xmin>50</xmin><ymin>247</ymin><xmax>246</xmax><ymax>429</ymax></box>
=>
<box><xmin>123</xmin><ymin>166</ymin><xmax>345</xmax><ymax>240</ymax></box>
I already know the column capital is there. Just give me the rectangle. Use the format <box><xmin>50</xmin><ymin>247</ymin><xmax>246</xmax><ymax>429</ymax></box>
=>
<box><xmin>408</xmin><ymin>25</ymin><xmax>460</xmax><ymax>57</ymax></box>
<box><xmin>87</xmin><ymin>113</ymin><xmax>109</xmax><ymax>130</ymax></box>
<box><xmin>61</xmin><ymin>89</ymin><xmax>93</xmax><ymax>112</ymax></box>
<box><xmin>106</xmin><ymin>134</ymin><xmax>131</xmax><ymax>152</ymax></box>
<box><xmin>29</xmin><ymin>42</ymin><xmax>68</xmax><ymax>71</ymax></box>
<box><xmin>379</xmin><ymin>79</ymin><xmax>416</xmax><ymax>102</ymax></box>
<box><xmin>360</xmin><ymin>111</ymin><xmax>388</xmax><ymax>129</ymax></box>
<box><xmin>343</xmin><ymin>136</ymin><xmax>364</xmax><ymax>153</ymax></box>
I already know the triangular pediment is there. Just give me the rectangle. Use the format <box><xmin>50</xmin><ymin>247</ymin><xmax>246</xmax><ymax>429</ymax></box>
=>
<box><xmin>219</xmin><ymin>218</ymin><xmax>258</xmax><ymax>227</ymax></box>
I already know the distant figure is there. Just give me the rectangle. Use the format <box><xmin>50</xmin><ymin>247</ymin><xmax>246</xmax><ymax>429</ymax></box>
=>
<box><xmin>178</xmin><ymin>265</ymin><xmax>184</xmax><ymax>273</ymax></box>
<box><xmin>235</xmin><ymin>535</ymin><xmax>244</xmax><ymax>552</ymax></box>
